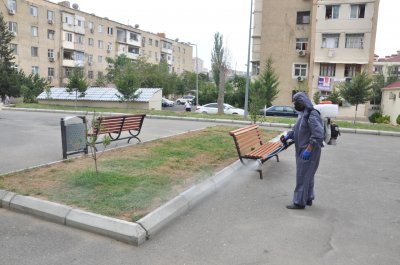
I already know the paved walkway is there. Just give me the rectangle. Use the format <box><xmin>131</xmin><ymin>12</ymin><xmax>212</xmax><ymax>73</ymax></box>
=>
<box><xmin>1</xmin><ymin>109</ymin><xmax>400</xmax><ymax>264</ymax></box>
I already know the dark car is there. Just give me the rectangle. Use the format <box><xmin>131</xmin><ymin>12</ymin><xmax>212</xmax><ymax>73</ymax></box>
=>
<box><xmin>260</xmin><ymin>105</ymin><xmax>298</xmax><ymax>117</ymax></box>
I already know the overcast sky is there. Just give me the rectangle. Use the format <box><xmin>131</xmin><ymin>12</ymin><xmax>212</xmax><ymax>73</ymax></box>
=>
<box><xmin>55</xmin><ymin>0</ymin><xmax>399</xmax><ymax>71</ymax></box>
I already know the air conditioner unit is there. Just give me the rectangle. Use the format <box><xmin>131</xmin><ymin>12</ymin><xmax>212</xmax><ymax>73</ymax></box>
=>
<box><xmin>90</xmin><ymin>28</ymin><xmax>94</xmax><ymax>33</ymax></box>
<box><xmin>107</xmin><ymin>48</ymin><xmax>111</xmax><ymax>53</ymax></box>
<box><xmin>47</xmin><ymin>76</ymin><xmax>53</xmax><ymax>81</ymax></box>
<box><xmin>10</xmin><ymin>31</ymin><xmax>16</xmax><ymax>36</ymax></box>
<box><xmin>297</xmin><ymin>76</ymin><xmax>305</xmax><ymax>82</ymax></box>
<box><xmin>297</xmin><ymin>50</ymin><xmax>306</xmax><ymax>57</ymax></box>
<box><xmin>48</xmin><ymin>20</ymin><xmax>53</xmax><ymax>25</ymax></box>
<box><xmin>49</xmin><ymin>57</ymin><xmax>54</xmax><ymax>62</ymax></box>
<box><xmin>8</xmin><ymin>9</ymin><xmax>15</xmax><ymax>15</ymax></box>
<box><xmin>88</xmin><ymin>61</ymin><xmax>93</xmax><ymax>66</ymax></box>
<box><xmin>345</xmin><ymin>77</ymin><xmax>352</xmax><ymax>82</ymax></box>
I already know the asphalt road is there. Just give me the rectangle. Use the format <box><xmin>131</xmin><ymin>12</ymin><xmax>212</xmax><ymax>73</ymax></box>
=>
<box><xmin>1</xmin><ymin>109</ymin><xmax>400</xmax><ymax>264</ymax></box>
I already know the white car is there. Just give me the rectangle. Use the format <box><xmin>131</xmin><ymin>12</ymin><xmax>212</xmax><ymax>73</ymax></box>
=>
<box><xmin>195</xmin><ymin>103</ymin><xmax>244</xmax><ymax>115</ymax></box>
<box><xmin>176</xmin><ymin>95</ymin><xmax>195</xmax><ymax>105</ymax></box>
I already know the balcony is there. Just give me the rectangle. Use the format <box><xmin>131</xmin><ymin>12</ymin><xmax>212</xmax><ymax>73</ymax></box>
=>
<box><xmin>62</xmin><ymin>59</ymin><xmax>84</xmax><ymax>68</ymax></box>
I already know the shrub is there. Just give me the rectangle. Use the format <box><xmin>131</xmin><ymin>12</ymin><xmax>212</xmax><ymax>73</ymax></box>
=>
<box><xmin>397</xmin><ymin>114</ymin><xmax>400</xmax><ymax>125</ymax></box>
<box><xmin>369</xmin><ymin>112</ymin><xmax>381</xmax><ymax>123</ymax></box>
<box><xmin>376</xmin><ymin>115</ymin><xmax>390</xmax><ymax>124</ymax></box>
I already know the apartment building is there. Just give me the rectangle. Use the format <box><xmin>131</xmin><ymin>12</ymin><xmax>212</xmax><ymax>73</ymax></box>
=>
<box><xmin>2</xmin><ymin>0</ymin><xmax>193</xmax><ymax>87</ymax></box>
<box><xmin>252</xmin><ymin>0</ymin><xmax>380</xmax><ymax>105</ymax></box>
<box><xmin>373</xmin><ymin>51</ymin><xmax>400</xmax><ymax>80</ymax></box>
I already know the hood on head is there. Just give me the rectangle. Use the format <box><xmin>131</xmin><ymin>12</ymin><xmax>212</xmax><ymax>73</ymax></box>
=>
<box><xmin>293</xmin><ymin>92</ymin><xmax>313</xmax><ymax>110</ymax></box>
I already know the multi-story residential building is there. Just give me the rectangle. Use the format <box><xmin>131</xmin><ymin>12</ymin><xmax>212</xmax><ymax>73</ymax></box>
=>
<box><xmin>373</xmin><ymin>51</ymin><xmax>400</xmax><ymax>81</ymax></box>
<box><xmin>252</xmin><ymin>0</ymin><xmax>380</xmax><ymax>105</ymax></box>
<box><xmin>2</xmin><ymin>0</ymin><xmax>193</xmax><ymax>87</ymax></box>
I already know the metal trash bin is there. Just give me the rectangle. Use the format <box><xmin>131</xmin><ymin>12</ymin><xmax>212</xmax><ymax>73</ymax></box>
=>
<box><xmin>60</xmin><ymin>116</ymin><xmax>88</xmax><ymax>159</ymax></box>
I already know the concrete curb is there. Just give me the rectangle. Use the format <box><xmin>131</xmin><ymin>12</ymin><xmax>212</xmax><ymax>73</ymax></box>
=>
<box><xmin>0</xmin><ymin>160</ymin><xmax>243</xmax><ymax>246</ymax></box>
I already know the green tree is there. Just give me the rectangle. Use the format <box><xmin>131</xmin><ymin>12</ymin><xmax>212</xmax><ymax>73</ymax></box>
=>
<box><xmin>249</xmin><ymin>80</ymin><xmax>265</xmax><ymax>123</ymax></box>
<box><xmin>313</xmin><ymin>91</ymin><xmax>321</xmax><ymax>104</ymax></box>
<box><xmin>326</xmin><ymin>90</ymin><xmax>341</xmax><ymax>105</ymax></box>
<box><xmin>0</xmin><ymin>13</ymin><xmax>21</xmax><ymax>99</ymax></box>
<box><xmin>211</xmin><ymin>32</ymin><xmax>228</xmax><ymax>114</ymax></box>
<box><xmin>21</xmin><ymin>74</ymin><xmax>49</xmax><ymax>103</ymax></box>
<box><xmin>115</xmin><ymin>62</ymin><xmax>141</xmax><ymax>107</ymax></box>
<box><xmin>66</xmin><ymin>67</ymin><xmax>88</xmax><ymax>107</ymax></box>
<box><xmin>257</xmin><ymin>56</ymin><xmax>279</xmax><ymax>107</ymax></box>
<box><xmin>338</xmin><ymin>70</ymin><xmax>373</xmax><ymax>124</ymax></box>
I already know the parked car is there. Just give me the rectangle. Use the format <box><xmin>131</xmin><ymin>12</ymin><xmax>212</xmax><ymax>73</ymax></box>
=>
<box><xmin>176</xmin><ymin>95</ymin><xmax>195</xmax><ymax>105</ymax></box>
<box><xmin>162</xmin><ymin>98</ymin><xmax>175</xmax><ymax>107</ymax></box>
<box><xmin>260</xmin><ymin>105</ymin><xmax>298</xmax><ymax>117</ymax></box>
<box><xmin>195</xmin><ymin>103</ymin><xmax>244</xmax><ymax>115</ymax></box>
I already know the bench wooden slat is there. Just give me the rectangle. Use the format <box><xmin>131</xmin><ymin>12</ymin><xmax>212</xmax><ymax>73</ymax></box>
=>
<box><xmin>229</xmin><ymin>124</ymin><xmax>286</xmax><ymax>179</ymax></box>
<box><xmin>88</xmin><ymin>114</ymin><xmax>145</xmax><ymax>143</ymax></box>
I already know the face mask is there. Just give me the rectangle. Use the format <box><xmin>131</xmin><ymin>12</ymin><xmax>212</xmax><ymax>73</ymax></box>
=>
<box><xmin>294</xmin><ymin>102</ymin><xmax>305</xmax><ymax>112</ymax></box>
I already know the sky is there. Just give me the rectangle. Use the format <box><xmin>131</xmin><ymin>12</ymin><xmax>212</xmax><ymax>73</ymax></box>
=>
<box><xmin>51</xmin><ymin>0</ymin><xmax>399</xmax><ymax>71</ymax></box>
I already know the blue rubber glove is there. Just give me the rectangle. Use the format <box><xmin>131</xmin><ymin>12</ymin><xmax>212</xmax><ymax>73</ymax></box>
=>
<box><xmin>280</xmin><ymin>135</ymin><xmax>289</xmax><ymax>143</ymax></box>
<box><xmin>300</xmin><ymin>149</ymin><xmax>311</xmax><ymax>160</ymax></box>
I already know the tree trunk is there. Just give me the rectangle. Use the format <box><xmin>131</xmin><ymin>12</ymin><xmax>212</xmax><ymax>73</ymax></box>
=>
<box><xmin>353</xmin><ymin>104</ymin><xmax>358</xmax><ymax>124</ymax></box>
<box><xmin>217</xmin><ymin>67</ymin><xmax>225</xmax><ymax>115</ymax></box>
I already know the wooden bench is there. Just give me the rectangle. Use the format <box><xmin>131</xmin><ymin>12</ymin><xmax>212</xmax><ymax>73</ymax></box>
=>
<box><xmin>229</xmin><ymin>124</ymin><xmax>293</xmax><ymax>179</ymax></box>
<box><xmin>88</xmin><ymin>114</ymin><xmax>146</xmax><ymax>144</ymax></box>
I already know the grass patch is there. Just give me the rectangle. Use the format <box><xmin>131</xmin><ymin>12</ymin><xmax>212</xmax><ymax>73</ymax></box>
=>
<box><xmin>0</xmin><ymin>125</ymin><xmax>279</xmax><ymax>221</ymax></box>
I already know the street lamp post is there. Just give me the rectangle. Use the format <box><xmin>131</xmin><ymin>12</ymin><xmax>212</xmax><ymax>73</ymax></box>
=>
<box><xmin>244</xmin><ymin>0</ymin><xmax>253</xmax><ymax>119</ymax></box>
<box><xmin>189</xmin><ymin>43</ymin><xmax>199</xmax><ymax>106</ymax></box>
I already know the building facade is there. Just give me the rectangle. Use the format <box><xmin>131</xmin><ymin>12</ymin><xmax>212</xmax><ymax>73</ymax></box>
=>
<box><xmin>373</xmin><ymin>51</ymin><xmax>400</xmax><ymax>81</ymax></box>
<box><xmin>252</xmin><ymin>0</ymin><xmax>380</xmax><ymax>105</ymax></box>
<box><xmin>2</xmin><ymin>0</ymin><xmax>193</xmax><ymax>87</ymax></box>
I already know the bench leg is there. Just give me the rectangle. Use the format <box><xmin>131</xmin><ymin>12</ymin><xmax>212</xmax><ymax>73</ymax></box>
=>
<box><xmin>257</xmin><ymin>169</ymin><xmax>263</xmax><ymax>180</ymax></box>
<box><xmin>275</xmin><ymin>155</ymin><xmax>279</xmax><ymax>162</ymax></box>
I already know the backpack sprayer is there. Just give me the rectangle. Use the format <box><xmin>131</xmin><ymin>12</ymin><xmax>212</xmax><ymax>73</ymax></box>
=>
<box><xmin>314</xmin><ymin>102</ymin><xmax>340</xmax><ymax>145</ymax></box>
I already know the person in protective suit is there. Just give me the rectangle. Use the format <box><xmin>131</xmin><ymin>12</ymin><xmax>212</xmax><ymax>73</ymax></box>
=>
<box><xmin>280</xmin><ymin>92</ymin><xmax>324</xmax><ymax>209</ymax></box>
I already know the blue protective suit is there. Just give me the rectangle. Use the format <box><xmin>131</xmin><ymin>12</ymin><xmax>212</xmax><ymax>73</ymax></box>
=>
<box><xmin>287</xmin><ymin>92</ymin><xmax>324</xmax><ymax>206</ymax></box>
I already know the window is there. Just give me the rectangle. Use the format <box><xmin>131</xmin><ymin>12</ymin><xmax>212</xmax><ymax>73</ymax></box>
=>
<box><xmin>142</xmin><ymin>37</ymin><xmax>146</xmax><ymax>47</ymax></box>
<box><xmin>31</xmin><ymin>66</ymin><xmax>39</xmax><ymax>75</ymax></box>
<box><xmin>88</xmin><ymin>22</ymin><xmax>94</xmax><ymax>30</ymax></box>
<box><xmin>98</xmin><ymin>71</ymin><xmax>103</xmax><ymax>78</ymax></box>
<box><xmin>345</xmin><ymin>34</ymin><xmax>364</xmax><ymax>49</ymax></box>
<box><xmin>350</xmin><ymin>4</ymin><xmax>365</xmax><ymax>19</ymax></box>
<box><xmin>8</xmin><ymin>0</ymin><xmax>16</xmax><ymax>11</ymax></box>
<box><xmin>296</xmin><ymin>11</ymin><xmax>310</xmax><ymax>24</ymax></box>
<box><xmin>107</xmin><ymin>42</ymin><xmax>112</xmax><ymax>51</ymax></box>
<box><xmin>76</xmin><ymin>34</ymin><xmax>84</xmax><ymax>44</ymax></box>
<box><xmin>77</xmin><ymin>20</ymin><xmax>83</xmax><ymax>27</ymax></box>
<box><xmin>10</xmin><ymin>43</ymin><xmax>17</xmax><ymax>54</ymax></box>
<box><xmin>98</xmin><ymin>25</ymin><xmax>103</xmax><ymax>33</ymax></box>
<box><xmin>65</xmin><ymin>67</ymin><xmax>73</xmax><ymax>77</ymax></box>
<box><xmin>148</xmin><ymin>51</ymin><xmax>152</xmax><ymax>57</ymax></box>
<box><xmin>8</xmin><ymin>22</ymin><xmax>17</xmax><ymax>33</ymax></box>
<box><xmin>31</xmin><ymin>47</ymin><xmax>38</xmax><ymax>57</ymax></box>
<box><xmin>322</xmin><ymin>33</ymin><xmax>339</xmax><ymax>48</ymax></box>
<box><xmin>319</xmin><ymin>63</ymin><xmax>336</xmax><ymax>76</ymax></box>
<box><xmin>155</xmin><ymin>40</ymin><xmax>159</xmax><ymax>47</ymax></box>
<box><xmin>130</xmin><ymin>32</ymin><xmax>138</xmax><ymax>41</ymax></box>
<box><xmin>48</xmin><ymin>49</ymin><xmax>54</xmax><ymax>58</ymax></box>
<box><xmin>31</xmin><ymin>26</ymin><xmax>38</xmax><ymax>37</ymax></box>
<box><xmin>148</xmin><ymin>38</ymin><xmax>153</xmax><ymax>45</ymax></box>
<box><xmin>128</xmin><ymin>46</ymin><xmax>139</xmax><ymax>54</ymax></box>
<box><xmin>47</xmin><ymin>10</ymin><xmax>54</xmax><ymax>21</ymax></box>
<box><xmin>98</xmin><ymin>40</ymin><xmax>103</xmax><ymax>49</ymax></box>
<box><xmin>47</xmin><ymin>30</ymin><xmax>55</xmax><ymax>40</ymax></box>
<box><xmin>107</xmin><ymin>27</ymin><xmax>113</xmax><ymax>35</ymax></box>
<box><xmin>390</xmin><ymin>66</ymin><xmax>400</xmax><ymax>75</ymax></box>
<box><xmin>98</xmin><ymin>56</ymin><xmax>103</xmax><ymax>63</ymax></box>
<box><xmin>66</xmin><ymin>32</ymin><xmax>73</xmax><ymax>42</ymax></box>
<box><xmin>87</xmin><ymin>54</ymin><xmax>93</xmax><ymax>63</ymax></box>
<box><xmin>294</xmin><ymin>64</ymin><xmax>307</xmax><ymax>77</ymax></box>
<box><xmin>155</xmin><ymin>52</ymin><xmax>158</xmax><ymax>61</ymax></box>
<box><xmin>344</xmin><ymin>64</ymin><xmax>361</xmax><ymax>77</ymax></box>
<box><xmin>326</xmin><ymin>5</ymin><xmax>339</xmax><ymax>19</ymax></box>
<box><xmin>88</xmin><ymin>71</ymin><xmax>93</xmax><ymax>79</ymax></box>
<box><xmin>88</xmin><ymin>38</ymin><xmax>94</xmax><ymax>46</ymax></box>
<box><xmin>48</xmin><ymin>68</ymin><xmax>54</xmax><ymax>77</ymax></box>
<box><xmin>30</xmin><ymin>5</ymin><xmax>38</xmax><ymax>17</ymax></box>
<box><xmin>296</xmin><ymin>38</ymin><xmax>308</xmax><ymax>51</ymax></box>
<box><xmin>373</xmin><ymin>65</ymin><xmax>383</xmax><ymax>74</ymax></box>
